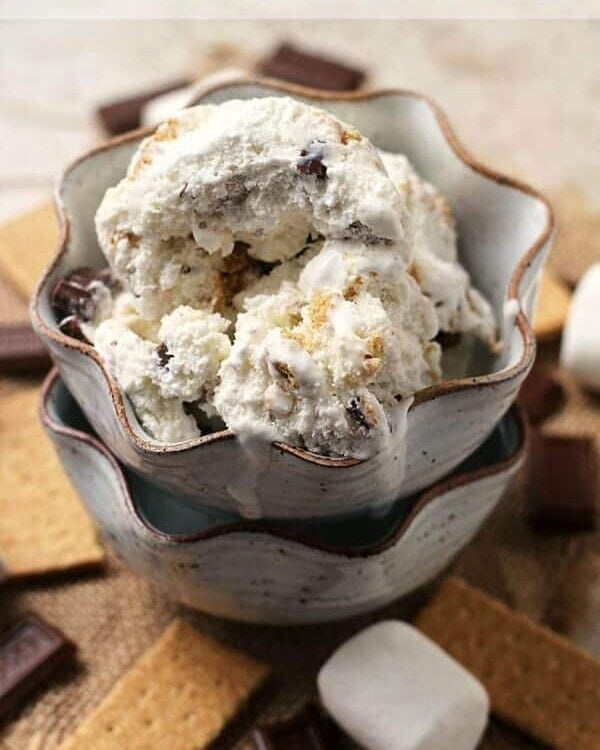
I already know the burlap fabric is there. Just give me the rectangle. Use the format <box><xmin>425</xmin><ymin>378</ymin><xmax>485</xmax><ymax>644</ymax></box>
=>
<box><xmin>0</xmin><ymin>188</ymin><xmax>598</xmax><ymax>749</ymax></box>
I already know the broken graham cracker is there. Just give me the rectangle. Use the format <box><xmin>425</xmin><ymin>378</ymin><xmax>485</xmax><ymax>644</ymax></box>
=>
<box><xmin>0</xmin><ymin>201</ymin><xmax>59</xmax><ymax>300</ymax></box>
<box><xmin>0</xmin><ymin>384</ymin><xmax>104</xmax><ymax>579</ymax></box>
<box><xmin>533</xmin><ymin>267</ymin><xmax>572</xmax><ymax>340</ymax></box>
<box><xmin>57</xmin><ymin>619</ymin><xmax>269</xmax><ymax>750</ymax></box>
<box><xmin>416</xmin><ymin>576</ymin><xmax>600</xmax><ymax>750</ymax></box>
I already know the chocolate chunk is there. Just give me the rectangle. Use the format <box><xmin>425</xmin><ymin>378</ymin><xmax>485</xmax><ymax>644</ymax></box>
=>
<box><xmin>0</xmin><ymin>615</ymin><xmax>76</xmax><ymax>720</ymax></box>
<box><xmin>51</xmin><ymin>267</ymin><xmax>112</xmax><ymax>322</ymax></box>
<box><xmin>272</xmin><ymin>361</ymin><xmax>298</xmax><ymax>390</ymax></box>
<box><xmin>341</xmin><ymin>221</ymin><xmax>391</xmax><ymax>245</ymax></box>
<box><xmin>58</xmin><ymin>315</ymin><xmax>91</xmax><ymax>344</ymax></box>
<box><xmin>346</xmin><ymin>396</ymin><xmax>371</xmax><ymax>431</ymax></box>
<box><xmin>259</xmin><ymin>43</ymin><xmax>365</xmax><ymax>91</ymax></box>
<box><xmin>252</xmin><ymin>704</ymin><xmax>346</xmax><ymax>750</ymax></box>
<box><xmin>297</xmin><ymin>141</ymin><xmax>327</xmax><ymax>180</ymax></box>
<box><xmin>96</xmin><ymin>78</ymin><xmax>190</xmax><ymax>136</ymax></box>
<box><xmin>156</xmin><ymin>343</ymin><xmax>173</xmax><ymax>368</ymax></box>
<box><xmin>518</xmin><ymin>367</ymin><xmax>565</xmax><ymax>425</ymax></box>
<box><xmin>0</xmin><ymin>323</ymin><xmax>52</xmax><ymax>374</ymax></box>
<box><xmin>526</xmin><ymin>432</ymin><xmax>598</xmax><ymax>532</ymax></box>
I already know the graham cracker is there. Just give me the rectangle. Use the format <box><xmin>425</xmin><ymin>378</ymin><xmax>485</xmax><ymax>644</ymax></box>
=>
<box><xmin>0</xmin><ymin>383</ymin><xmax>104</xmax><ymax>579</ymax></box>
<box><xmin>549</xmin><ymin>184</ymin><xmax>600</xmax><ymax>289</ymax></box>
<box><xmin>0</xmin><ymin>201</ymin><xmax>59</xmax><ymax>300</ymax></box>
<box><xmin>57</xmin><ymin>618</ymin><xmax>269</xmax><ymax>750</ymax></box>
<box><xmin>416</xmin><ymin>576</ymin><xmax>600</xmax><ymax>750</ymax></box>
<box><xmin>533</xmin><ymin>268</ymin><xmax>572</xmax><ymax>340</ymax></box>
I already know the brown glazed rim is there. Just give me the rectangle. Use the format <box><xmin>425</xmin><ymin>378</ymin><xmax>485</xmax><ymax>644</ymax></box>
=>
<box><xmin>40</xmin><ymin>368</ymin><xmax>526</xmax><ymax>555</ymax></box>
<box><xmin>31</xmin><ymin>77</ymin><xmax>552</xmax><ymax>468</ymax></box>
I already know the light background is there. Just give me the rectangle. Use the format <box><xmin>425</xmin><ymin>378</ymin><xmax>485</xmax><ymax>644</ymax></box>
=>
<box><xmin>1</xmin><ymin>20</ymin><xmax>599</xmax><ymax>222</ymax></box>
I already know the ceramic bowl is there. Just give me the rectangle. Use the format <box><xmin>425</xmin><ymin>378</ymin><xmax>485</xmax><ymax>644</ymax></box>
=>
<box><xmin>32</xmin><ymin>79</ymin><xmax>551</xmax><ymax>519</ymax></box>
<box><xmin>41</xmin><ymin>369</ymin><xmax>525</xmax><ymax>625</ymax></box>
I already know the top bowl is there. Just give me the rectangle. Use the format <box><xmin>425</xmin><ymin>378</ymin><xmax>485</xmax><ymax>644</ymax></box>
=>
<box><xmin>31</xmin><ymin>79</ymin><xmax>553</xmax><ymax>520</ymax></box>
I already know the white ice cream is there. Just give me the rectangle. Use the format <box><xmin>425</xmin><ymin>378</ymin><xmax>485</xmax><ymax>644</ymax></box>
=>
<box><xmin>214</xmin><ymin>240</ymin><xmax>439</xmax><ymax>456</ymax></box>
<box><xmin>96</xmin><ymin>97</ymin><xmax>410</xmax><ymax>320</ymax></box>
<box><xmin>379</xmin><ymin>151</ymin><xmax>498</xmax><ymax>348</ymax></box>
<box><xmin>89</xmin><ymin>96</ymin><xmax>499</xmax><ymax>457</ymax></box>
<box><xmin>94</xmin><ymin>297</ymin><xmax>230</xmax><ymax>442</ymax></box>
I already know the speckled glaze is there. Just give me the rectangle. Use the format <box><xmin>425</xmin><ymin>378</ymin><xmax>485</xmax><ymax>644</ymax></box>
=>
<box><xmin>32</xmin><ymin>80</ymin><xmax>551</xmax><ymax>519</ymax></box>
<box><xmin>41</xmin><ymin>370</ymin><xmax>525</xmax><ymax>625</ymax></box>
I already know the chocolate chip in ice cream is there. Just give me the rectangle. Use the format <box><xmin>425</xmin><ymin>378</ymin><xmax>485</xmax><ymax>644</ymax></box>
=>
<box><xmin>156</xmin><ymin>343</ymin><xmax>173</xmax><ymax>368</ymax></box>
<box><xmin>297</xmin><ymin>141</ymin><xmax>328</xmax><ymax>180</ymax></box>
<box><xmin>346</xmin><ymin>397</ymin><xmax>372</xmax><ymax>431</ymax></box>
<box><xmin>342</xmin><ymin>220</ymin><xmax>392</xmax><ymax>245</ymax></box>
<box><xmin>272</xmin><ymin>361</ymin><xmax>299</xmax><ymax>390</ymax></box>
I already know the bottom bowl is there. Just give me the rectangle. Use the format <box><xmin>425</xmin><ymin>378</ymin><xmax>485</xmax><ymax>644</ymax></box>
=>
<box><xmin>41</xmin><ymin>370</ymin><xmax>526</xmax><ymax>624</ymax></box>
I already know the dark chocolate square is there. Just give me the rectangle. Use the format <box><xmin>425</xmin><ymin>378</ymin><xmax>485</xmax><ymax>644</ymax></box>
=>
<box><xmin>526</xmin><ymin>432</ymin><xmax>598</xmax><ymax>532</ymax></box>
<box><xmin>518</xmin><ymin>367</ymin><xmax>565</xmax><ymax>425</ymax></box>
<box><xmin>259</xmin><ymin>44</ymin><xmax>365</xmax><ymax>91</ymax></box>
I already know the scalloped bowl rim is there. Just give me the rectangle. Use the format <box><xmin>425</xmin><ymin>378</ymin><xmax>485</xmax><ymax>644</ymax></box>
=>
<box><xmin>31</xmin><ymin>78</ymin><xmax>552</xmax><ymax>470</ymax></box>
<box><xmin>40</xmin><ymin>368</ymin><xmax>526</xmax><ymax>557</ymax></box>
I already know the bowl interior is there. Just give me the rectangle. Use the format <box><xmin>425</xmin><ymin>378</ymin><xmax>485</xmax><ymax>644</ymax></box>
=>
<box><xmin>47</xmin><ymin>376</ymin><xmax>523</xmax><ymax>550</ymax></box>
<box><xmin>37</xmin><ymin>84</ymin><xmax>550</xmax><ymax>447</ymax></box>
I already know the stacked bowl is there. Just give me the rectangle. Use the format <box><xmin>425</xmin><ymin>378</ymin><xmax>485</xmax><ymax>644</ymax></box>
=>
<box><xmin>32</xmin><ymin>81</ymin><xmax>552</xmax><ymax>624</ymax></box>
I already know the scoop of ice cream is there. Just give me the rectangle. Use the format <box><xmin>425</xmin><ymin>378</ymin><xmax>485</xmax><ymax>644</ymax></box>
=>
<box><xmin>214</xmin><ymin>240</ymin><xmax>439</xmax><ymax>457</ymax></box>
<box><xmin>82</xmin><ymin>96</ymin><xmax>501</xmax><ymax>455</ymax></box>
<box><xmin>379</xmin><ymin>151</ymin><xmax>498</xmax><ymax>348</ymax></box>
<box><xmin>96</xmin><ymin>97</ymin><xmax>410</xmax><ymax>320</ymax></box>
<box><xmin>94</xmin><ymin>298</ymin><xmax>231</xmax><ymax>441</ymax></box>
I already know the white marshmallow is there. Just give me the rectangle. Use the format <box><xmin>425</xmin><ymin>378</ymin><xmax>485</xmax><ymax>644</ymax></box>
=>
<box><xmin>560</xmin><ymin>263</ymin><xmax>600</xmax><ymax>392</ymax></box>
<box><xmin>318</xmin><ymin>620</ymin><xmax>489</xmax><ymax>750</ymax></box>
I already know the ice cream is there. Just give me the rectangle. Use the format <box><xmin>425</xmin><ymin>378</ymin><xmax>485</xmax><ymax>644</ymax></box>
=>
<box><xmin>379</xmin><ymin>151</ymin><xmax>497</xmax><ymax>348</ymax></box>
<box><xmin>54</xmin><ymin>96</ymin><xmax>500</xmax><ymax>458</ymax></box>
<box><xmin>95</xmin><ymin>97</ymin><xmax>410</xmax><ymax>320</ymax></box>
<box><xmin>215</xmin><ymin>240</ymin><xmax>440</xmax><ymax>456</ymax></box>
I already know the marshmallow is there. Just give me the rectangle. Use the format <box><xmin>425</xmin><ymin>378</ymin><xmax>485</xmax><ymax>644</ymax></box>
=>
<box><xmin>318</xmin><ymin>620</ymin><xmax>489</xmax><ymax>750</ymax></box>
<box><xmin>560</xmin><ymin>263</ymin><xmax>600</xmax><ymax>391</ymax></box>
